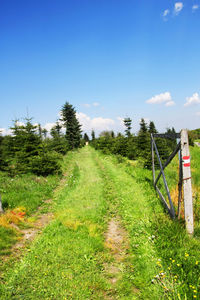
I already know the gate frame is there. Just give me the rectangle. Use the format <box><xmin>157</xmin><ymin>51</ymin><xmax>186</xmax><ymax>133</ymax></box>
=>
<box><xmin>151</xmin><ymin>129</ymin><xmax>193</xmax><ymax>235</ymax></box>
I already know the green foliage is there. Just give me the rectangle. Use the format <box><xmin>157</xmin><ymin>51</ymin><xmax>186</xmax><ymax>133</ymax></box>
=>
<box><xmin>60</xmin><ymin>102</ymin><xmax>82</xmax><ymax>149</ymax></box>
<box><xmin>29</xmin><ymin>151</ymin><xmax>62</xmax><ymax>176</ymax></box>
<box><xmin>91</xmin><ymin>130</ymin><xmax>95</xmax><ymax>140</ymax></box>
<box><xmin>83</xmin><ymin>133</ymin><xmax>89</xmax><ymax>142</ymax></box>
<box><xmin>148</xmin><ymin>121</ymin><xmax>157</xmax><ymax>134</ymax></box>
<box><xmin>189</xmin><ymin>128</ymin><xmax>200</xmax><ymax>145</ymax></box>
<box><xmin>0</xmin><ymin>118</ymin><xmax>65</xmax><ymax>176</ymax></box>
<box><xmin>124</xmin><ymin>117</ymin><xmax>132</xmax><ymax>137</ymax></box>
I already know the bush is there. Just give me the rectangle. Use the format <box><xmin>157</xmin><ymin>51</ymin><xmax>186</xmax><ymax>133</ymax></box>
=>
<box><xmin>29</xmin><ymin>152</ymin><xmax>62</xmax><ymax>176</ymax></box>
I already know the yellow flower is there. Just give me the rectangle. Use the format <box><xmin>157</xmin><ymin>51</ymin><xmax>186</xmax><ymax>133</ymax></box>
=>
<box><xmin>194</xmin><ymin>290</ymin><xmax>197</xmax><ymax>293</ymax></box>
<box><xmin>195</xmin><ymin>261</ymin><xmax>198</xmax><ymax>265</ymax></box>
<box><xmin>177</xmin><ymin>264</ymin><xmax>180</xmax><ymax>267</ymax></box>
<box><xmin>185</xmin><ymin>253</ymin><xmax>189</xmax><ymax>257</ymax></box>
<box><xmin>193</xmin><ymin>296</ymin><xmax>197</xmax><ymax>298</ymax></box>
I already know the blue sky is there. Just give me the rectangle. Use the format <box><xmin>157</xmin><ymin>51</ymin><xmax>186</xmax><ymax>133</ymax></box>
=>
<box><xmin>0</xmin><ymin>0</ymin><xmax>200</xmax><ymax>135</ymax></box>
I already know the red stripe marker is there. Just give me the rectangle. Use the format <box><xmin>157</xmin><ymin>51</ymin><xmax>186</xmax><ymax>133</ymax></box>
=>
<box><xmin>183</xmin><ymin>156</ymin><xmax>190</xmax><ymax>167</ymax></box>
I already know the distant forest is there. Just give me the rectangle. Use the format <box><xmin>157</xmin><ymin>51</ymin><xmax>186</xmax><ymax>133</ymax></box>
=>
<box><xmin>0</xmin><ymin>103</ymin><xmax>199</xmax><ymax>176</ymax></box>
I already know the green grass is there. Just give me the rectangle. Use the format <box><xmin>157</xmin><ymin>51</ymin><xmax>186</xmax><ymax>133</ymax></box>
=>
<box><xmin>104</xmin><ymin>151</ymin><xmax>200</xmax><ymax>299</ymax></box>
<box><xmin>0</xmin><ymin>149</ymin><xmax>110</xmax><ymax>299</ymax></box>
<box><xmin>0</xmin><ymin>169</ymin><xmax>60</xmax><ymax>256</ymax></box>
<box><xmin>0</xmin><ymin>172</ymin><xmax>59</xmax><ymax>215</ymax></box>
<box><xmin>0</xmin><ymin>147</ymin><xmax>199</xmax><ymax>299</ymax></box>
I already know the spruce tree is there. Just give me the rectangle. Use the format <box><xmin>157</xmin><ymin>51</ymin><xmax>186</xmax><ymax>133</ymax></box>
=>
<box><xmin>91</xmin><ymin>130</ymin><xmax>95</xmax><ymax>140</ymax></box>
<box><xmin>60</xmin><ymin>102</ymin><xmax>82</xmax><ymax>149</ymax></box>
<box><xmin>124</xmin><ymin>117</ymin><xmax>132</xmax><ymax>137</ymax></box>
<box><xmin>83</xmin><ymin>133</ymin><xmax>89</xmax><ymax>142</ymax></box>
<box><xmin>137</xmin><ymin>118</ymin><xmax>149</xmax><ymax>160</ymax></box>
<box><xmin>148</xmin><ymin>121</ymin><xmax>157</xmax><ymax>134</ymax></box>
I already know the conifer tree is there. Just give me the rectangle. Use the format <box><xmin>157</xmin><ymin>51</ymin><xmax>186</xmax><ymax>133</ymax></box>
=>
<box><xmin>91</xmin><ymin>130</ymin><xmax>95</xmax><ymax>140</ymax></box>
<box><xmin>137</xmin><ymin>118</ymin><xmax>149</xmax><ymax>157</ymax></box>
<box><xmin>83</xmin><ymin>133</ymin><xmax>89</xmax><ymax>142</ymax></box>
<box><xmin>148</xmin><ymin>121</ymin><xmax>157</xmax><ymax>134</ymax></box>
<box><xmin>124</xmin><ymin>118</ymin><xmax>132</xmax><ymax>137</ymax></box>
<box><xmin>60</xmin><ymin>102</ymin><xmax>82</xmax><ymax>149</ymax></box>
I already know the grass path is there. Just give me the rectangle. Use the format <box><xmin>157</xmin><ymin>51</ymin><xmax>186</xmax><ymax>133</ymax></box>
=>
<box><xmin>0</xmin><ymin>147</ymin><xmax>199</xmax><ymax>299</ymax></box>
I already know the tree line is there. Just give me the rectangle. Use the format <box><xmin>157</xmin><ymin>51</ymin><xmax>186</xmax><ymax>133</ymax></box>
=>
<box><xmin>0</xmin><ymin>102</ymin><xmax>82</xmax><ymax>176</ymax></box>
<box><xmin>1</xmin><ymin>101</ymin><xmax>197</xmax><ymax>176</ymax></box>
<box><xmin>90</xmin><ymin>118</ymin><xmax>177</xmax><ymax>169</ymax></box>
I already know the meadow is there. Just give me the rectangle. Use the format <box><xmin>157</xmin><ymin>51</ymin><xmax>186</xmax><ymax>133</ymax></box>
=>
<box><xmin>0</xmin><ymin>146</ymin><xmax>199</xmax><ymax>299</ymax></box>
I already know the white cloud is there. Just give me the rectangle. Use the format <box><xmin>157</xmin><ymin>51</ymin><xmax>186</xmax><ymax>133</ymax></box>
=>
<box><xmin>192</xmin><ymin>4</ymin><xmax>199</xmax><ymax>11</ymax></box>
<box><xmin>93</xmin><ymin>102</ymin><xmax>100</xmax><ymax>107</ymax></box>
<box><xmin>146</xmin><ymin>92</ymin><xmax>175</xmax><ymax>106</ymax></box>
<box><xmin>83</xmin><ymin>103</ymin><xmax>91</xmax><ymax>108</ymax></box>
<box><xmin>163</xmin><ymin>9</ymin><xmax>170</xmax><ymax>17</ymax></box>
<box><xmin>184</xmin><ymin>93</ymin><xmax>200</xmax><ymax>107</ymax></box>
<box><xmin>117</xmin><ymin>117</ymin><xmax>125</xmax><ymax>127</ymax></box>
<box><xmin>196</xmin><ymin>112</ymin><xmax>200</xmax><ymax>116</ymax></box>
<box><xmin>165</xmin><ymin>101</ymin><xmax>175</xmax><ymax>107</ymax></box>
<box><xmin>43</xmin><ymin>122</ymin><xmax>56</xmax><ymax>132</ymax></box>
<box><xmin>174</xmin><ymin>2</ymin><xmax>183</xmax><ymax>15</ymax></box>
<box><xmin>0</xmin><ymin>128</ymin><xmax>12</xmax><ymax>135</ymax></box>
<box><xmin>77</xmin><ymin>112</ymin><xmax>115</xmax><ymax>132</ymax></box>
<box><xmin>15</xmin><ymin>121</ymin><xmax>25</xmax><ymax>126</ymax></box>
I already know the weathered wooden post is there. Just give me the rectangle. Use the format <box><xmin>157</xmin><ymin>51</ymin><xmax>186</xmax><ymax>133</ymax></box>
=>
<box><xmin>181</xmin><ymin>129</ymin><xmax>194</xmax><ymax>235</ymax></box>
<box><xmin>0</xmin><ymin>194</ymin><xmax>4</xmax><ymax>214</ymax></box>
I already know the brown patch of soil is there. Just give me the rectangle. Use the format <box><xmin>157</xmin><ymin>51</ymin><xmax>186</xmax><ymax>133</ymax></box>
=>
<box><xmin>2</xmin><ymin>200</ymin><xmax>54</xmax><ymax>264</ymax></box>
<box><xmin>13</xmin><ymin>212</ymin><xmax>53</xmax><ymax>251</ymax></box>
<box><xmin>104</xmin><ymin>218</ymin><xmax>129</xmax><ymax>285</ymax></box>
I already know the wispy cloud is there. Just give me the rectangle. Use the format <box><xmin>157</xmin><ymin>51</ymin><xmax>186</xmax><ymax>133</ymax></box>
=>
<box><xmin>82</xmin><ymin>102</ymin><xmax>100</xmax><ymax>108</ymax></box>
<box><xmin>146</xmin><ymin>92</ymin><xmax>175</xmax><ymax>107</ymax></box>
<box><xmin>163</xmin><ymin>9</ymin><xmax>170</xmax><ymax>17</ymax></box>
<box><xmin>184</xmin><ymin>92</ymin><xmax>200</xmax><ymax>107</ymax></box>
<box><xmin>192</xmin><ymin>4</ymin><xmax>199</xmax><ymax>12</ymax></box>
<box><xmin>196</xmin><ymin>112</ymin><xmax>200</xmax><ymax>116</ymax></box>
<box><xmin>83</xmin><ymin>103</ymin><xmax>91</xmax><ymax>108</ymax></box>
<box><xmin>163</xmin><ymin>9</ymin><xmax>170</xmax><ymax>19</ymax></box>
<box><xmin>174</xmin><ymin>2</ymin><xmax>184</xmax><ymax>15</ymax></box>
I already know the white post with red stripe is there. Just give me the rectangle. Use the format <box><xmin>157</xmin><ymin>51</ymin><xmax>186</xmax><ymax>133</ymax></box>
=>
<box><xmin>181</xmin><ymin>129</ymin><xmax>194</xmax><ymax>235</ymax></box>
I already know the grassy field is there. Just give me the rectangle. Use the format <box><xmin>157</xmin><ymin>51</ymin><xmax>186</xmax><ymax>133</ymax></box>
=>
<box><xmin>0</xmin><ymin>171</ymin><xmax>59</xmax><ymax>256</ymax></box>
<box><xmin>0</xmin><ymin>147</ymin><xmax>199</xmax><ymax>299</ymax></box>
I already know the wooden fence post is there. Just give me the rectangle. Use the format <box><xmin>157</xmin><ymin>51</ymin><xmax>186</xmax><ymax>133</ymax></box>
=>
<box><xmin>0</xmin><ymin>195</ymin><xmax>4</xmax><ymax>214</ymax></box>
<box><xmin>181</xmin><ymin>129</ymin><xmax>194</xmax><ymax>235</ymax></box>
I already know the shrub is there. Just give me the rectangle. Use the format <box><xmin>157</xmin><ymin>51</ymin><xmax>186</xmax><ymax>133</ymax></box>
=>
<box><xmin>29</xmin><ymin>151</ymin><xmax>62</xmax><ymax>176</ymax></box>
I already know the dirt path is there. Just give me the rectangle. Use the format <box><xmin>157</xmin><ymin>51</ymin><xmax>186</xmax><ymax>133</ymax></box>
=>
<box><xmin>2</xmin><ymin>199</ymin><xmax>54</xmax><ymax>265</ymax></box>
<box><xmin>104</xmin><ymin>218</ymin><xmax>129</xmax><ymax>285</ymax></box>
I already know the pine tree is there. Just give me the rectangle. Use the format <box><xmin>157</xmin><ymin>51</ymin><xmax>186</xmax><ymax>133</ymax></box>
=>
<box><xmin>91</xmin><ymin>130</ymin><xmax>95</xmax><ymax>140</ymax></box>
<box><xmin>137</xmin><ymin>118</ymin><xmax>149</xmax><ymax>159</ymax></box>
<box><xmin>83</xmin><ymin>133</ymin><xmax>89</xmax><ymax>142</ymax></box>
<box><xmin>148</xmin><ymin>121</ymin><xmax>157</xmax><ymax>134</ymax></box>
<box><xmin>124</xmin><ymin>118</ymin><xmax>132</xmax><ymax>137</ymax></box>
<box><xmin>42</xmin><ymin>128</ymin><xmax>48</xmax><ymax>139</ymax></box>
<box><xmin>139</xmin><ymin>118</ymin><xmax>148</xmax><ymax>134</ymax></box>
<box><xmin>60</xmin><ymin>102</ymin><xmax>82</xmax><ymax>149</ymax></box>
